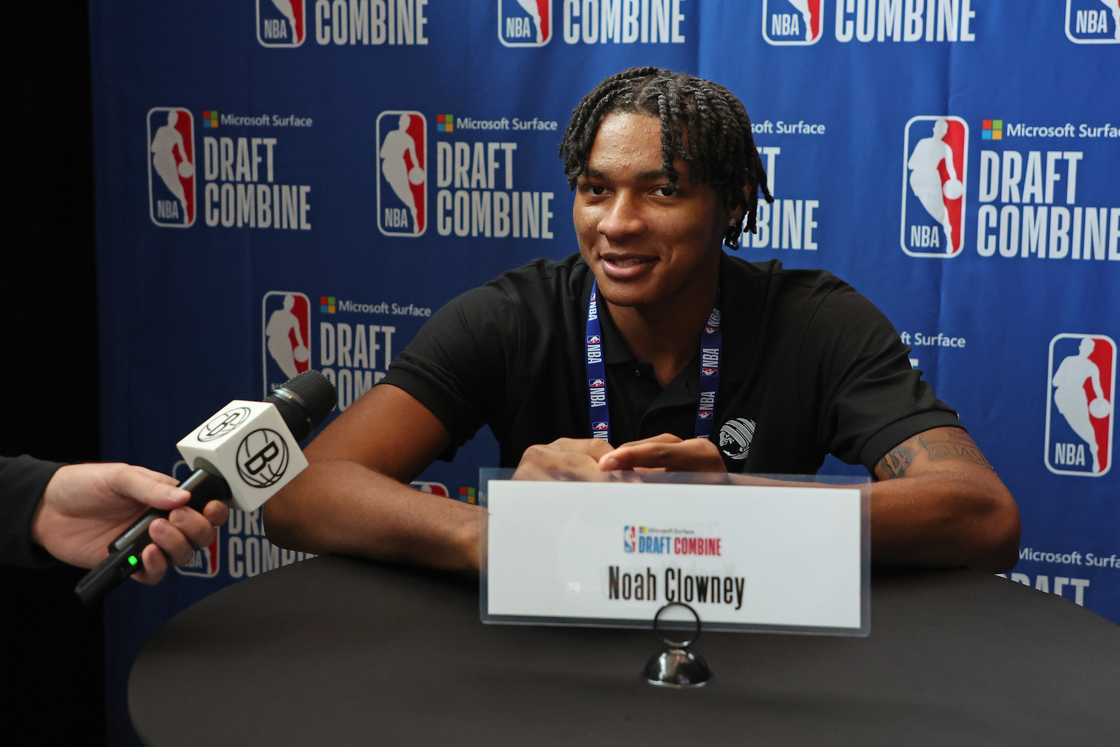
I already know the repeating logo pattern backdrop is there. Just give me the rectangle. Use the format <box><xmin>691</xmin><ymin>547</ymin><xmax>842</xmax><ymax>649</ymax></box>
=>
<box><xmin>91</xmin><ymin>3</ymin><xmax>1116</xmax><ymax>742</ymax></box>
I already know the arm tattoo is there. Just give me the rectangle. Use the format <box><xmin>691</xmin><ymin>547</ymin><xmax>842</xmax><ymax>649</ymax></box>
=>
<box><xmin>916</xmin><ymin>430</ymin><xmax>994</xmax><ymax>470</ymax></box>
<box><xmin>879</xmin><ymin>443</ymin><xmax>917</xmax><ymax>479</ymax></box>
<box><xmin>877</xmin><ymin>428</ymin><xmax>994</xmax><ymax>480</ymax></box>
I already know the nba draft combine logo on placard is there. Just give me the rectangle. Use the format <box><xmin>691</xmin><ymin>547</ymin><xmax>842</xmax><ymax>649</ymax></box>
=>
<box><xmin>762</xmin><ymin>0</ymin><xmax>823</xmax><ymax>45</ymax></box>
<box><xmin>147</xmin><ymin>108</ymin><xmax>196</xmax><ymax>228</ymax></box>
<box><xmin>900</xmin><ymin>116</ymin><xmax>968</xmax><ymax>258</ymax></box>
<box><xmin>499</xmin><ymin>0</ymin><xmax>552</xmax><ymax>46</ymax></box>
<box><xmin>1045</xmin><ymin>334</ymin><xmax>1115</xmax><ymax>477</ymax></box>
<box><xmin>257</xmin><ymin>0</ymin><xmax>306</xmax><ymax>47</ymax></box>
<box><xmin>376</xmin><ymin>111</ymin><xmax>427</xmax><ymax>236</ymax></box>
<box><xmin>1066</xmin><ymin>0</ymin><xmax>1120</xmax><ymax>44</ymax></box>
<box><xmin>262</xmin><ymin>291</ymin><xmax>312</xmax><ymax>396</ymax></box>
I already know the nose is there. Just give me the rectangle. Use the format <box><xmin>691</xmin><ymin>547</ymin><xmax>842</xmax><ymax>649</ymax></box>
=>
<box><xmin>597</xmin><ymin>192</ymin><xmax>644</xmax><ymax>241</ymax></box>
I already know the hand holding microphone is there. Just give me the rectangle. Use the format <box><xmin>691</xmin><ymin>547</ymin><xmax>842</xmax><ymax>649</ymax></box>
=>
<box><xmin>32</xmin><ymin>463</ymin><xmax>228</xmax><ymax>584</ymax></box>
<box><xmin>74</xmin><ymin>370</ymin><xmax>337</xmax><ymax>604</ymax></box>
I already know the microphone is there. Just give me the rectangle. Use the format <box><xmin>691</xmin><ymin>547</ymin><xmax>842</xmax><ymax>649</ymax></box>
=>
<box><xmin>74</xmin><ymin>371</ymin><xmax>337</xmax><ymax>605</ymax></box>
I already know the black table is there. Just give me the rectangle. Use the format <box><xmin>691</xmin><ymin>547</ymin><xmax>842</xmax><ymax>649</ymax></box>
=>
<box><xmin>130</xmin><ymin>556</ymin><xmax>1118</xmax><ymax>745</ymax></box>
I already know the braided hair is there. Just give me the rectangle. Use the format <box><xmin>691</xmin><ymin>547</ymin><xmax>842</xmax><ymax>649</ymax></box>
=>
<box><xmin>559</xmin><ymin>67</ymin><xmax>773</xmax><ymax>248</ymax></box>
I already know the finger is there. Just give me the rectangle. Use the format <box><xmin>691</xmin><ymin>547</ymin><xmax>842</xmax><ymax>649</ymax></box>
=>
<box><xmin>132</xmin><ymin>543</ymin><xmax>168</xmax><ymax>585</ymax></box>
<box><xmin>599</xmin><ymin>434</ymin><xmax>682</xmax><ymax>470</ymax></box>
<box><xmin>548</xmin><ymin>438</ymin><xmax>615</xmax><ymax>461</ymax></box>
<box><xmin>202</xmin><ymin>501</ymin><xmax>230</xmax><ymax>528</ymax></box>
<box><xmin>600</xmin><ymin>443</ymin><xmax>675</xmax><ymax>471</ymax></box>
<box><xmin>168</xmin><ymin>508</ymin><xmax>218</xmax><ymax>553</ymax></box>
<box><xmin>112</xmin><ymin>466</ymin><xmax>190</xmax><ymax>511</ymax></box>
<box><xmin>601</xmin><ymin>439</ymin><xmax>724</xmax><ymax>472</ymax></box>
<box><xmin>612</xmin><ymin>433</ymin><xmax>683</xmax><ymax>450</ymax></box>
<box><xmin>515</xmin><ymin>445</ymin><xmax>607</xmax><ymax>481</ymax></box>
<box><xmin>129</xmin><ymin>466</ymin><xmax>182</xmax><ymax>487</ymax></box>
<box><xmin>148</xmin><ymin>516</ymin><xmax>197</xmax><ymax>566</ymax></box>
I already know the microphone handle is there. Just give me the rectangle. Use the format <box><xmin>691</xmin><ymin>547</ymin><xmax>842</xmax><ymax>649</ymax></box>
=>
<box><xmin>74</xmin><ymin>467</ymin><xmax>231</xmax><ymax>605</ymax></box>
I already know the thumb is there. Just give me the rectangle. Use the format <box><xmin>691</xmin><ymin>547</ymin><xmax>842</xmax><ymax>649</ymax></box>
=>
<box><xmin>111</xmin><ymin>466</ymin><xmax>191</xmax><ymax>510</ymax></box>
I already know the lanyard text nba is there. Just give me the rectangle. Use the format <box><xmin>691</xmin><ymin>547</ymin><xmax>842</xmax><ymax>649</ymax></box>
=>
<box><xmin>585</xmin><ymin>282</ymin><xmax>722</xmax><ymax>443</ymax></box>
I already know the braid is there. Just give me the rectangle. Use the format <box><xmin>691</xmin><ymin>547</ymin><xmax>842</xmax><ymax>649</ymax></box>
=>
<box><xmin>559</xmin><ymin>67</ymin><xmax>774</xmax><ymax>249</ymax></box>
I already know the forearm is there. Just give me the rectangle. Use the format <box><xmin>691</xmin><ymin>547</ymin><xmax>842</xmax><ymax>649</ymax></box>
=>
<box><xmin>869</xmin><ymin>469</ymin><xmax>1020</xmax><ymax>571</ymax></box>
<box><xmin>264</xmin><ymin>460</ymin><xmax>483</xmax><ymax>574</ymax></box>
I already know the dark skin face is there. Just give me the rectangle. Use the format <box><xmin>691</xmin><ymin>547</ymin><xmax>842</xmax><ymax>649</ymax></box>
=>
<box><xmin>573</xmin><ymin>112</ymin><xmax>736</xmax><ymax>323</ymax></box>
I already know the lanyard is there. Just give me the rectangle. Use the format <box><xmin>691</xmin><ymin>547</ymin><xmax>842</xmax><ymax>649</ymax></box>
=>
<box><xmin>585</xmin><ymin>281</ymin><xmax>722</xmax><ymax>443</ymax></box>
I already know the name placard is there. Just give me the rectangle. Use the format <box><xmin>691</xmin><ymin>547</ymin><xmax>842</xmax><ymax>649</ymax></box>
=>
<box><xmin>482</xmin><ymin>476</ymin><xmax>868</xmax><ymax>635</ymax></box>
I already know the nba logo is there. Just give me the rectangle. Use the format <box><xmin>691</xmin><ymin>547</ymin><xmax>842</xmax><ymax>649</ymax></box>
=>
<box><xmin>257</xmin><ymin>0</ymin><xmax>306</xmax><ymax>47</ymax></box>
<box><xmin>762</xmin><ymin>0</ymin><xmax>824</xmax><ymax>45</ymax></box>
<box><xmin>171</xmin><ymin>461</ymin><xmax>221</xmax><ymax>577</ymax></box>
<box><xmin>262</xmin><ymin>291</ymin><xmax>312</xmax><ymax>396</ymax></box>
<box><xmin>623</xmin><ymin>525</ymin><xmax>637</xmax><ymax>553</ymax></box>
<box><xmin>498</xmin><ymin>0</ymin><xmax>552</xmax><ymax>47</ymax></box>
<box><xmin>411</xmin><ymin>481</ymin><xmax>451</xmax><ymax>498</ymax></box>
<box><xmin>1065</xmin><ymin>0</ymin><xmax>1120</xmax><ymax>44</ymax></box>
<box><xmin>147</xmin><ymin>108</ymin><xmax>196</xmax><ymax>228</ymax></box>
<box><xmin>175</xmin><ymin>528</ymin><xmax>222</xmax><ymax>578</ymax></box>
<box><xmin>901</xmin><ymin>116</ymin><xmax>969</xmax><ymax>258</ymax></box>
<box><xmin>1045</xmin><ymin>334</ymin><xmax>1115</xmax><ymax>477</ymax></box>
<box><xmin>376</xmin><ymin>111</ymin><xmax>427</xmax><ymax>237</ymax></box>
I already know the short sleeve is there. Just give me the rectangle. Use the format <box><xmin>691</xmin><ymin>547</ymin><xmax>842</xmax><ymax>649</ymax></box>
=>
<box><xmin>803</xmin><ymin>285</ymin><xmax>962</xmax><ymax>472</ymax></box>
<box><xmin>380</xmin><ymin>283</ymin><xmax>519</xmax><ymax>457</ymax></box>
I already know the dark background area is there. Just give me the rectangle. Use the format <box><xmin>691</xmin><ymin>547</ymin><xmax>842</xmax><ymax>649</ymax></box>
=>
<box><xmin>3</xmin><ymin>3</ymin><xmax>106</xmax><ymax>744</ymax></box>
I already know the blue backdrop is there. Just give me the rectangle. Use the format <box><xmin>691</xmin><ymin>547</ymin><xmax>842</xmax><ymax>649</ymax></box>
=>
<box><xmin>90</xmin><ymin>2</ymin><xmax>1117</xmax><ymax>743</ymax></box>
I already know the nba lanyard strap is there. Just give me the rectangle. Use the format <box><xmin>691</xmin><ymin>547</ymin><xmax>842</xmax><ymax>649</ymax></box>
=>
<box><xmin>585</xmin><ymin>281</ymin><xmax>723</xmax><ymax>443</ymax></box>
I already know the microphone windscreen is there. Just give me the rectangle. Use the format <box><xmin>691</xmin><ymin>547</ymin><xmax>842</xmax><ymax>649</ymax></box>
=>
<box><xmin>268</xmin><ymin>370</ymin><xmax>338</xmax><ymax>440</ymax></box>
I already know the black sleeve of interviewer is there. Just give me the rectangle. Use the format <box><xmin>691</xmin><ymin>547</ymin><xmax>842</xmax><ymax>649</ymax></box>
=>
<box><xmin>0</xmin><ymin>455</ymin><xmax>64</xmax><ymax>568</ymax></box>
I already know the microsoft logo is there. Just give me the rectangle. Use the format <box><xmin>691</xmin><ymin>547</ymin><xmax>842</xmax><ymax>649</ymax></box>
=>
<box><xmin>458</xmin><ymin>486</ymin><xmax>477</xmax><ymax>504</ymax></box>
<box><xmin>202</xmin><ymin>110</ymin><xmax>219</xmax><ymax>129</ymax></box>
<box><xmin>981</xmin><ymin>119</ymin><xmax>1003</xmax><ymax>141</ymax></box>
<box><xmin>319</xmin><ymin>295</ymin><xmax>336</xmax><ymax>314</ymax></box>
<box><xmin>436</xmin><ymin>113</ymin><xmax>454</xmax><ymax>133</ymax></box>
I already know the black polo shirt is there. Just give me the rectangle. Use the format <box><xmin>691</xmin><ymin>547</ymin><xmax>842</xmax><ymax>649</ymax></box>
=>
<box><xmin>381</xmin><ymin>253</ymin><xmax>960</xmax><ymax>474</ymax></box>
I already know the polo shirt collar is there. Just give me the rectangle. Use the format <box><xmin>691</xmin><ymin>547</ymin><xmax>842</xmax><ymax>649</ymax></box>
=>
<box><xmin>588</xmin><ymin>252</ymin><xmax>778</xmax><ymax>380</ymax></box>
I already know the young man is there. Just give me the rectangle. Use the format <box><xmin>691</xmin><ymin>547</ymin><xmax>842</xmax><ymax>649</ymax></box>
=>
<box><xmin>265</xmin><ymin>68</ymin><xmax>1019</xmax><ymax>573</ymax></box>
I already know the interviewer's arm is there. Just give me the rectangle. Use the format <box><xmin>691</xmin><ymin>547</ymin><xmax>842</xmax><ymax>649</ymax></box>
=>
<box><xmin>264</xmin><ymin>384</ymin><xmax>483</xmax><ymax>573</ymax></box>
<box><xmin>870</xmin><ymin>427</ymin><xmax>1020</xmax><ymax>571</ymax></box>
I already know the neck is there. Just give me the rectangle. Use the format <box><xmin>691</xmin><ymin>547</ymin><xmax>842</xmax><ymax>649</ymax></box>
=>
<box><xmin>606</xmin><ymin>258</ymin><xmax>720</xmax><ymax>388</ymax></box>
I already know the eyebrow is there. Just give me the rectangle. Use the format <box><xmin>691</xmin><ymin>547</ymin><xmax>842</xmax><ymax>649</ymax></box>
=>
<box><xmin>583</xmin><ymin>167</ymin><xmax>673</xmax><ymax>181</ymax></box>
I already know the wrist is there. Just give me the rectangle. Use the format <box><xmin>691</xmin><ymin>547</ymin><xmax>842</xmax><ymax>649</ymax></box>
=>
<box><xmin>452</xmin><ymin>506</ymin><xmax>484</xmax><ymax>574</ymax></box>
<box><xmin>30</xmin><ymin>465</ymin><xmax>69</xmax><ymax>550</ymax></box>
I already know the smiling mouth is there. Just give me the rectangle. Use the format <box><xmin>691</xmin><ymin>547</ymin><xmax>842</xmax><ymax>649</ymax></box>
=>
<box><xmin>600</xmin><ymin>253</ymin><xmax>658</xmax><ymax>280</ymax></box>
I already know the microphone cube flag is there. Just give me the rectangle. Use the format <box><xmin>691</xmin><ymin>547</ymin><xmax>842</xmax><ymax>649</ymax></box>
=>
<box><xmin>176</xmin><ymin>400</ymin><xmax>309</xmax><ymax>512</ymax></box>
